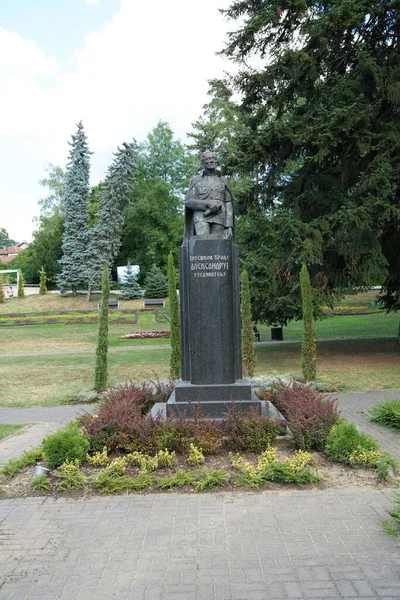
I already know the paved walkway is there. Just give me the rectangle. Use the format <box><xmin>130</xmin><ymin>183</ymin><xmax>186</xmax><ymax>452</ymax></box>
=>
<box><xmin>1</xmin><ymin>393</ymin><xmax>400</xmax><ymax>599</ymax></box>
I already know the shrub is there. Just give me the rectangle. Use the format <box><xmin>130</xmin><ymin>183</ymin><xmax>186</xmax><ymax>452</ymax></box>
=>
<box><xmin>260</xmin><ymin>382</ymin><xmax>339</xmax><ymax>450</ymax></box>
<box><xmin>157</xmin><ymin>471</ymin><xmax>195</xmax><ymax>489</ymax></box>
<box><xmin>156</xmin><ymin>449</ymin><xmax>176</xmax><ymax>468</ymax></box>
<box><xmin>382</xmin><ymin>492</ymin><xmax>400</xmax><ymax>536</ymax></box>
<box><xmin>93</xmin><ymin>472</ymin><xmax>155</xmax><ymax>494</ymax></box>
<box><xmin>103</xmin><ymin>457</ymin><xmax>127</xmax><ymax>478</ymax></box>
<box><xmin>80</xmin><ymin>390</ymin><xmax>162</xmax><ymax>453</ymax></box>
<box><xmin>370</xmin><ymin>399</ymin><xmax>400</xmax><ymax>431</ymax></box>
<box><xmin>324</xmin><ymin>419</ymin><xmax>380</xmax><ymax>464</ymax></box>
<box><xmin>349</xmin><ymin>446</ymin><xmax>382</xmax><ymax>467</ymax></box>
<box><xmin>154</xmin><ymin>415</ymin><xmax>195</xmax><ymax>453</ymax></box>
<box><xmin>0</xmin><ymin>447</ymin><xmax>44</xmax><ymax>480</ymax></box>
<box><xmin>43</xmin><ymin>423</ymin><xmax>90</xmax><ymax>469</ymax></box>
<box><xmin>86</xmin><ymin>447</ymin><xmax>109</xmax><ymax>467</ymax></box>
<box><xmin>223</xmin><ymin>408</ymin><xmax>281</xmax><ymax>453</ymax></box>
<box><xmin>31</xmin><ymin>473</ymin><xmax>50</xmax><ymax>493</ymax></box>
<box><xmin>55</xmin><ymin>460</ymin><xmax>86</xmax><ymax>491</ymax></box>
<box><xmin>187</xmin><ymin>444</ymin><xmax>205</xmax><ymax>466</ymax></box>
<box><xmin>194</xmin><ymin>470</ymin><xmax>230</xmax><ymax>492</ymax></box>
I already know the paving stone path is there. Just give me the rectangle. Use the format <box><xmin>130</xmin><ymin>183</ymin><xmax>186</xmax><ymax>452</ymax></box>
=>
<box><xmin>0</xmin><ymin>392</ymin><xmax>400</xmax><ymax>599</ymax></box>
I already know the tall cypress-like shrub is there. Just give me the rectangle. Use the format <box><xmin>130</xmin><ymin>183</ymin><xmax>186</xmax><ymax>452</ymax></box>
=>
<box><xmin>167</xmin><ymin>253</ymin><xmax>181</xmax><ymax>379</ymax></box>
<box><xmin>241</xmin><ymin>269</ymin><xmax>255</xmax><ymax>377</ymax></box>
<box><xmin>300</xmin><ymin>263</ymin><xmax>317</xmax><ymax>381</ymax></box>
<box><xmin>94</xmin><ymin>265</ymin><xmax>110</xmax><ymax>391</ymax></box>
<box><xmin>17</xmin><ymin>271</ymin><xmax>25</xmax><ymax>299</ymax></box>
<box><xmin>0</xmin><ymin>275</ymin><xmax>4</xmax><ymax>304</ymax></box>
<box><xmin>39</xmin><ymin>266</ymin><xmax>47</xmax><ymax>295</ymax></box>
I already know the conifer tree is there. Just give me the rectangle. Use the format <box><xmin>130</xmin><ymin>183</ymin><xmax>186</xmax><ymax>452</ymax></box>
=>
<box><xmin>167</xmin><ymin>253</ymin><xmax>180</xmax><ymax>379</ymax></box>
<box><xmin>241</xmin><ymin>269</ymin><xmax>255</xmax><ymax>378</ymax></box>
<box><xmin>300</xmin><ymin>264</ymin><xmax>317</xmax><ymax>381</ymax></box>
<box><xmin>57</xmin><ymin>121</ymin><xmax>91</xmax><ymax>295</ymax></box>
<box><xmin>144</xmin><ymin>265</ymin><xmax>168</xmax><ymax>298</ymax></box>
<box><xmin>94</xmin><ymin>265</ymin><xmax>110</xmax><ymax>392</ymax></box>
<box><xmin>39</xmin><ymin>266</ymin><xmax>47</xmax><ymax>295</ymax></box>
<box><xmin>0</xmin><ymin>275</ymin><xmax>4</xmax><ymax>304</ymax></box>
<box><xmin>120</xmin><ymin>262</ymin><xmax>142</xmax><ymax>300</ymax></box>
<box><xmin>17</xmin><ymin>271</ymin><xmax>25</xmax><ymax>299</ymax></box>
<box><xmin>86</xmin><ymin>141</ymin><xmax>137</xmax><ymax>300</ymax></box>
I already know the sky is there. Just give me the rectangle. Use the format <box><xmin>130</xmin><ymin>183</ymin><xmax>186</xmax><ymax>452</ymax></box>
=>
<box><xmin>0</xmin><ymin>0</ymin><xmax>234</xmax><ymax>243</ymax></box>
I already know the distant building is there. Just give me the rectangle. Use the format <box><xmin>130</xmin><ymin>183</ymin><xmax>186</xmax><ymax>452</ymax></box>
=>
<box><xmin>0</xmin><ymin>242</ymin><xmax>29</xmax><ymax>265</ymax></box>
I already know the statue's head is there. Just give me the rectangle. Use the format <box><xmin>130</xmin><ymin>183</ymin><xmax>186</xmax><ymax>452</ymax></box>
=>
<box><xmin>201</xmin><ymin>151</ymin><xmax>217</xmax><ymax>172</ymax></box>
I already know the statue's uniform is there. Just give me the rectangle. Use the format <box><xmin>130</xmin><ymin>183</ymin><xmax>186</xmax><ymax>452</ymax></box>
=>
<box><xmin>185</xmin><ymin>173</ymin><xmax>234</xmax><ymax>237</ymax></box>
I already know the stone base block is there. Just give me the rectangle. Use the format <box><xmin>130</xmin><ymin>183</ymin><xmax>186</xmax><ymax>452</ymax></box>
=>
<box><xmin>174</xmin><ymin>379</ymin><xmax>252</xmax><ymax>403</ymax></box>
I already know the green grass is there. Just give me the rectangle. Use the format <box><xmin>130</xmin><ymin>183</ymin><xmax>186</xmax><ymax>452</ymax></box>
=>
<box><xmin>370</xmin><ymin>399</ymin><xmax>400</xmax><ymax>430</ymax></box>
<box><xmin>0</xmin><ymin>424</ymin><xmax>25</xmax><ymax>440</ymax></box>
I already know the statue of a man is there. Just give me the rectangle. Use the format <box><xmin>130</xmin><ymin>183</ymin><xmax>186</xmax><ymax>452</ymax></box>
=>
<box><xmin>184</xmin><ymin>151</ymin><xmax>234</xmax><ymax>240</ymax></box>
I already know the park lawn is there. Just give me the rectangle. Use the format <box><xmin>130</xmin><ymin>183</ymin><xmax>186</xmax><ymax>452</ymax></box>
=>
<box><xmin>0</xmin><ymin>424</ymin><xmax>25</xmax><ymax>441</ymax></box>
<box><xmin>259</xmin><ymin>311</ymin><xmax>399</xmax><ymax>342</ymax></box>
<box><xmin>0</xmin><ymin>293</ymin><xmax>147</xmax><ymax>313</ymax></box>
<box><xmin>0</xmin><ymin>348</ymin><xmax>171</xmax><ymax>407</ymax></box>
<box><xmin>0</xmin><ymin>336</ymin><xmax>399</xmax><ymax>407</ymax></box>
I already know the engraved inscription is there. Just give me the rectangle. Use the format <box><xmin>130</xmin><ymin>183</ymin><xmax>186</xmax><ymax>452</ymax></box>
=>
<box><xmin>190</xmin><ymin>254</ymin><xmax>230</xmax><ymax>279</ymax></box>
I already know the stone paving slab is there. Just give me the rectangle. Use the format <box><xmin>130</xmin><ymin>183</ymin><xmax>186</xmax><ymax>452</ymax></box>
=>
<box><xmin>0</xmin><ymin>489</ymin><xmax>399</xmax><ymax>599</ymax></box>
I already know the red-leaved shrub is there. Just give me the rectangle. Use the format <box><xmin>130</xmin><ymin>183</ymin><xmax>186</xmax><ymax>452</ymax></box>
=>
<box><xmin>258</xmin><ymin>382</ymin><xmax>339</xmax><ymax>450</ymax></box>
<box><xmin>223</xmin><ymin>407</ymin><xmax>281</xmax><ymax>453</ymax></box>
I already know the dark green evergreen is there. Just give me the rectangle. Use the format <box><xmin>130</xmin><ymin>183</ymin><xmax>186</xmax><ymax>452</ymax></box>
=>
<box><xmin>300</xmin><ymin>264</ymin><xmax>317</xmax><ymax>381</ymax></box>
<box><xmin>144</xmin><ymin>265</ymin><xmax>168</xmax><ymax>298</ymax></box>
<box><xmin>218</xmin><ymin>0</ymin><xmax>399</xmax><ymax>315</ymax></box>
<box><xmin>120</xmin><ymin>262</ymin><xmax>142</xmax><ymax>300</ymax></box>
<box><xmin>86</xmin><ymin>141</ymin><xmax>137</xmax><ymax>300</ymax></box>
<box><xmin>57</xmin><ymin>122</ymin><xmax>91</xmax><ymax>295</ymax></box>
<box><xmin>94</xmin><ymin>265</ymin><xmax>110</xmax><ymax>392</ymax></box>
<box><xmin>240</xmin><ymin>269</ymin><xmax>255</xmax><ymax>378</ymax></box>
<box><xmin>39</xmin><ymin>266</ymin><xmax>47</xmax><ymax>295</ymax></box>
<box><xmin>167</xmin><ymin>253</ymin><xmax>181</xmax><ymax>379</ymax></box>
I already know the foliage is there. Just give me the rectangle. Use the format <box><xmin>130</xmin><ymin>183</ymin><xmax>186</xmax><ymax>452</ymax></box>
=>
<box><xmin>370</xmin><ymin>399</ymin><xmax>400</xmax><ymax>431</ymax></box>
<box><xmin>57</xmin><ymin>121</ymin><xmax>91</xmax><ymax>294</ymax></box>
<box><xmin>93</xmin><ymin>472</ymin><xmax>155</xmax><ymax>494</ymax></box>
<box><xmin>37</xmin><ymin>163</ymin><xmax>67</xmax><ymax>217</ymax></box>
<box><xmin>241</xmin><ymin>269</ymin><xmax>255</xmax><ymax>377</ymax></box>
<box><xmin>85</xmin><ymin>141</ymin><xmax>137</xmax><ymax>296</ymax></box>
<box><xmin>143</xmin><ymin>265</ymin><xmax>168</xmax><ymax>298</ymax></box>
<box><xmin>0</xmin><ymin>275</ymin><xmax>4</xmax><ymax>303</ymax></box>
<box><xmin>194</xmin><ymin>470</ymin><xmax>230</xmax><ymax>492</ymax></box>
<box><xmin>0</xmin><ymin>447</ymin><xmax>44</xmax><ymax>481</ymax></box>
<box><xmin>86</xmin><ymin>447</ymin><xmax>109</xmax><ymax>467</ymax></box>
<box><xmin>157</xmin><ymin>470</ymin><xmax>195</xmax><ymax>489</ymax></box>
<box><xmin>31</xmin><ymin>473</ymin><xmax>50</xmax><ymax>494</ymax></box>
<box><xmin>103</xmin><ymin>457</ymin><xmax>127</xmax><ymax>478</ymax></box>
<box><xmin>167</xmin><ymin>253</ymin><xmax>180</xmax><ymax>379</ymax></box>
<box><xmin>119</xmin><ymin>262</ymin><xmax>142</xmax><ymax>299</ymax></box>
<box><xmin>55</xmin><ymin>460</ymin><xmax>86</xmax><ymax>491</ymax></box>
<box><xmin>325</xmin><ymin>419</ymin><xmax>380</xmax><ymax>464</ymax></box>
<box><xmin>17</xmin><ymin>271</ymin><xmax>25</xmax><ymax>298</ymax></box>
<box><xmin>43</xmin><ymin>422</ymin><xmax>90</xmax><ymax>469</ymax></box>
<box><xmin>94</xmin><ymin>265</ymin><xmax>109</xmax><ymax>392</ymax></box>
<box><xmin>300</xmin><ymin>264</ymin><xmax>317</xmax><ymax>381</ymax></box>
<box><xmin>259</xmin><ymin>382</ymin><xmax>339</xmax><ymax>450</ymax></box>
<box><xmin>0</xmin><ymin>227</ymin><xmax>16</xmax><ymax>247</ymax></box>
<box><xmin>349</xmin><ymin>446</ymin><xmax>383</xmax><ymax>468</ymax></box>
<box><xmin>187</xmin><ymin>444</ymin><xmax>205</xmax><ymax>466</ymax></box>
<box><xmin>155</xmin><ymin>449</ymin><xmax>176</xmax><ymax>468</ymax></box>
<box><xmin>224</xmin><ymin>408</ymin><xmax>281</xmax><ymax>453</ymax></box>
<box><xmin>39</xmin><ymin>266</ymin><xmax>47</xmax><ymax>294</ymax></box>
<box><xmin>382</xmin><ymin>492</ymin><xmax>400</xmax><ymax>536</ymax></box>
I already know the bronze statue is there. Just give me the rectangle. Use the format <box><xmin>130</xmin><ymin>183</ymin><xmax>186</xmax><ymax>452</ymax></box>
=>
<box><xmin>184</xmin><ymin>151</ymin><xmax>234</xmax><ymax>240</ymax></box>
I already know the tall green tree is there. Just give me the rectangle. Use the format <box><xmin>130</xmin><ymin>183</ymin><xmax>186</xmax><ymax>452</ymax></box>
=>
<box><xmin>300</xmin><ymin>264</ymin><xmax>317</xmax><ymax>382</ymax></box>
<box><xmin>241</xmin><ymin>269</ymin><xmax>255</xmax><ymax>378</ymax></box>
<box><xmin>0</xmin><ymin>228</ymin><xmax>16</xmax><ymax>247</ymax></box>
<box><xmin>86</xmin><ymin>141</ymin><xmax>137</xmax><ymax>300</ymax></box>
<box><xmin>17</xmin><ymin>271</ymin><xmax>25</xmax><ymax>299</ymax></box>
<box><xmin>167</xmin><ymin>253</ymin><xmax>180</xmax><ymax>379</ymax></box>
<box><xmin>57</xmin><ymin>121</ymin><xmax>91</xmax><ymax>295</ymax></box>
<box><xmin>144</xmin><ymin>265</ymin><xmax>168</xmax><ymax>298</ymax></box>
<box><xmin>222</xmin><ymin>0</ymin><xmax>398</xmax><ymax>293</ymax></box>
<box><xmin>120</xmin><ymin>262</ymin><xmax>142</xmax><ymax>300</ymax></box>
<box><xmin>37</xmin><ymin>163</ymin><xmax>67</xmax><ymax>217</ymax></box>
<box><xmin>94</xmin><ymin>265</ymin><xmax>110</xmax><ymax>392</ymax></box>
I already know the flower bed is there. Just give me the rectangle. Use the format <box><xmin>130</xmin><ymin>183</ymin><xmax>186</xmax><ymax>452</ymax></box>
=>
<box><xmin>121</xmin><ymin>331</ymin><xmax>170</xmax><ymax>339</ymax></box>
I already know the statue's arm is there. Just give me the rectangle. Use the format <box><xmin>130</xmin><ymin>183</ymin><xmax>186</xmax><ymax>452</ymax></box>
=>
<box><xmin>185</xmin><ymin>177</ymin><xmax>207</xmax><ymax>212</ymax></box>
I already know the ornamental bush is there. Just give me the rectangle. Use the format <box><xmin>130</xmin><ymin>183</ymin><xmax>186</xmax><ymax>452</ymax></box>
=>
<box><xmin>259</xmin><ymin>382</ymin><xmax>339</xmax><ymax>450</ymax></box>
<box><xmin>324</xmin><ymin>419</ymin><xmax>380</xmax><ymax>464</ymax></box>
<box><xmin>223</xmin><ymin>407</ymin><xmax>281</xmax><ymax>453</ymax></box>
<box><xmin>43</xmin><ymin>422</ymin><xmax>90</xmax><ymax>468</ymax></box>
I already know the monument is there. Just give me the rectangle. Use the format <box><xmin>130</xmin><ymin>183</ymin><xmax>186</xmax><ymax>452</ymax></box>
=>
<box><xmin>153</xmin><ymin>151</ymin><xmax>268</xmax><ymax>418</ymax></box>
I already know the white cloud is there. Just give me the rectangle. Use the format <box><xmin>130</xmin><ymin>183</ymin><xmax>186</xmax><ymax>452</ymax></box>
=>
<box><xmin>86</xmin><ymin>0</ymin><xmax>100</xmax><ymax>4</ymax></box>
<box><xmin>0</xmin><ymin>0</ymin><xmax>233</xmax><ymax>241</ymax></box>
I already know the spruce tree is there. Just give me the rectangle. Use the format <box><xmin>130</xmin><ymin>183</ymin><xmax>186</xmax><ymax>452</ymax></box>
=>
<box><xmin>120</xmin><ymin>262</ymin><xmax>142</xmax><ymax>300</ymax></box>
<box><xmin>167</xmin><ymin>253</ymin><xmax>181</xmax><ymax>379</ymax></box>
<box><xmin>94</xmin><ymin>265</ymin><xmax>110</xmax><ymax>392</ymax></box>
<box><xmin>17</xmin><ymin>271</ymin><xmax>25</xmax><ymax>299</ymax></box>
<box><xmin>57</xmin><ymin>121</ymin><xmax>91</xmax><ymax>295</ymax></box>
<box><xmin>144</xmin><ymin>265</ymin><xmax>168</xmax><ymax>298</ymax></box>
<box><xmin>0</xmin><ymin>275</ymin><xmax>4</xmax><ymax>304</ymax></box>
<box><xmin>39</xmin><ymin>266</ymin><xmax>47</xmax><ymax>295</ymax></box>
<box><xmin>86</xmin><ymin>141</ymin><xmax>137</xmax><ymax>300</ymax></box>
<box><xmin>241</xmin><ymin>269</ymin><xmax>255</xmax><ymax>378</ymax></box>
<box><xmin>300</xmin><ymin>264</ymin><xmax>317</xmax><ymax>382</ymax></box>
